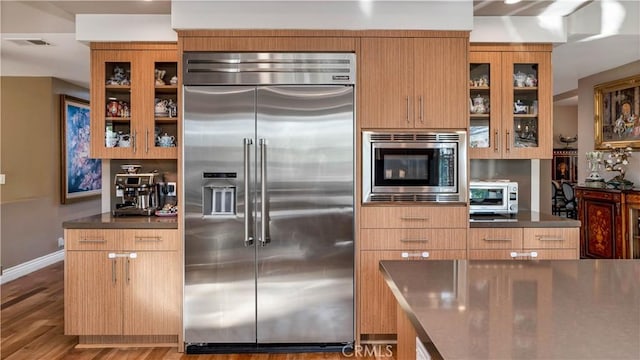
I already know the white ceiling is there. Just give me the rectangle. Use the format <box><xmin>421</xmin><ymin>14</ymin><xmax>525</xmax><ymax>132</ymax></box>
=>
<box><xmin>1</xmin><ymin>0</ymin><xmax>639</xmax><ymax>103</ymax></box>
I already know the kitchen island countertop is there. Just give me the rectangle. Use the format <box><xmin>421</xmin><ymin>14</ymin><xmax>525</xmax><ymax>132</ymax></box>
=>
<box><xmin>63</xmin><ymin>212</ymin><xmax>178</xmax><ymax>229</ymax></box>
<box><xmin>470</xmin><ymin>210</ymin><xmax>580</xmax><ymax>228</ymax></box>
<box><xmin>380</xmin><ymin>259</ymin><xmax>640</xmax><ymax>360</ymax></box>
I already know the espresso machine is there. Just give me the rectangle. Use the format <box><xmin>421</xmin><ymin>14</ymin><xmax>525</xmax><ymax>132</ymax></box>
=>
<box><xmin>113</xmin><ymin>172</ymin><xmax>161</xmax><ymax>216</ymax></box>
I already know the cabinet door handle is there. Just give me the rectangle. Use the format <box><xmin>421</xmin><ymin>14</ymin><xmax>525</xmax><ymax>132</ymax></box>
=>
<box><xmin>405</xmin><ymin>97</ymin><xmax>410</xmax><ymax>124</ymax></box>
<box><xmin>400</xmin><ymin>238</ymin><xmax>429</xmax><ymax>243</ymax></box>
<box><xmin>108</xmin><ymin>253</ymin><xmax>117</xmax><ymax>284</ymax></box>
<box><xmin>401</xmin><ymin>251</ymin><xmax>430</xmax><ymax>259</ymax></box>
<box><xmin>483</xmin><ymin>238</ymin><xmax>512</xmax><ymax>242</ymax></box>
<box><xmin>79</xmin><ymin>239</ymin><xmax>106</xmax><ymax>243</ymax></box>
<box><xmin>506</xmin><ymin>130</ymin><xmax>510</xmax><ymax>152</ymax></box>
<box><xmin>536</xmin><ymin>236</ymin><xmax>564</xmax><ymax>241</ymax></box>
<box><xmin>400</xmin><ymin>216</ymin><xmax>429</xmax><ymax>221</ymax></box>
<box><xmin>125</xmin><ymin>253</ymin><xmax>137</xmax><ymax>285</ymax></box>
<box><xmin>132</xmin><ymin>130</ymin><xmax>137</xmax><ymax>154</ymax></box>
<box><xmin>145</xmin><ymin>129</ymin><xmax>149</xmax><ymax>153</ymax></box>
<box><xmin>135</xmin><ymin>236</ymin><xmax>162</xmax><ymax>242</ymax></box>
<box><xmin>419</xmin><ymin>96</ymin><xmax>424</xmax><ymax>124</ymax></box>
<box><xmin>494</xmin><ymin>130</ymin><xmax>499</xmax><ymax>152</ymax></box>
<box><xmin>510</xmin><ymin>251</ymin><xmax>538</xmax><ymax>259</ymax></box>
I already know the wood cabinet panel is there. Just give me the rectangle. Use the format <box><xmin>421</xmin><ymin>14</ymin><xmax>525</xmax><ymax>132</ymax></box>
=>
<box><xmin>469</xmin><ymin>227</ymin><xmax>579</xmax><ymax>259</ymax></box>
<box><xmin>468</xmin><ymin>228</ymin><xmax>523</xmax><ymax>250</ymax></box>
<box><xmin>360</xmin><ymin>206</ymin><xmax>468</xmax><ymax>229</ymax></box>
<box><xmin>523</xmin><ymin>227</ymin><xmax>579</xmax><ymax>250</ymax></box>
<box><xmin>181</xmin><ymin>36</ymin><xmax>357</xmax><ymax>52</ymax></box>
<box><xmin>359</xmin><ymin>38</ymin><xmax>413</xmax><ymax>129</ymax></box>
<box><xmin>65</xmin><ymin>229</ymin><xmax>121</xmax><ymax>251</ymax></box>
<box><xmin>123</xmin><ymin>252</ymin><xmax>181</xmax><ymax>335</ymax></box>
<box><xmin>360</xmin><ymin>228</ymin><xmax>467</xmax><ymax>250</ymax></box>
<box><xmin>414</xmin><ymin>37</ymin><xmax>468</xmax><ymax>129</ymax></box>
<box><xmin>65</xmin><ymin>251</ymin><xmax>122</xmax><ymax>335</ymax></box>
<box><xmin>359</xmin><ymin>250</ymin><xmax>465</xmax><ymax>335</ymax></box>
<box><xmin>359</xmin><ymin>36</ymin><xmax>468</xmax><ymax>129</ymax></box>
<box><xmin>120</xmin><ymin>229</ymin><xmax>179</xmax><ymax>251</ymax></box>
<box><xmin>64</xmin><ymin>228</ymin><xmax>181</xmax><ymax>338</ymax></box>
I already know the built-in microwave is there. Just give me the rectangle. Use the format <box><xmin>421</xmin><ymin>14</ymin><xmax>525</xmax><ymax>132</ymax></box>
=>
<box><xmin>362</xmin><ymin>130</ymin><xmax>467</xmax><ymax>203</ymax></box>
<box><xmin>469</xmin><ymin>180</ymin><xmax>518</xmax><ymax>214</ymax></box>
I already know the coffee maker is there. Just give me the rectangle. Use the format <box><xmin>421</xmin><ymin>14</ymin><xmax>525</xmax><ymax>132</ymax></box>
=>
<box><xmin>113</xmin><ymin>172</ymin><xmax>161</xmax><ymax>216</ymax></box>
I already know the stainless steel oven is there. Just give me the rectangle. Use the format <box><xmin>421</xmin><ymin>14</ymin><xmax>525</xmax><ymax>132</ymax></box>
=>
<box><xmin>362</xmin><ymin>130</ymin><xmax>467</xmax><ymax>203</ymax></box>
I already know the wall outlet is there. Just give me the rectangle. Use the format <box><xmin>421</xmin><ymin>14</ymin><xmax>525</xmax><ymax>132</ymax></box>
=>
<box><xmin>57</xmin><ymin>237</ymin><xmax>64</xmax><ymax>248</ymax></box>
<box><xmin>0</xmin><ymin>174</ymin><xmax>5</xmax><ymax>185</ymax></box>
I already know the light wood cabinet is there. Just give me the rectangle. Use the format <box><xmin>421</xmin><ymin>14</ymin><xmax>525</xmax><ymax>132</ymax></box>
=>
<box><xmin>469</xmin><ymin>44</ymin><xmax>552</xmax><ymax>159</ymax></box>
<box><xmin>90</xmin><ymin>43</ymin><xmax>178</xmax><ymax>159</ymax></box>
<box><xmin>359</xmin><ymin>36</ymin><xmax>468</xmax><ymax>129</ymax></box>
<box><xmin>358</xmin><ymin>206</ymin><xmax>467</xmax><ymax>337</ymax></box>
<box><xmin>64</xmin><ymin>228</ymin><xmax>180</xmax><ymax>337</ymax></box>
<box><xmin>468</xmin><ymin>227</ymin><xmax>579</xmax><ymax>260</ymax></box>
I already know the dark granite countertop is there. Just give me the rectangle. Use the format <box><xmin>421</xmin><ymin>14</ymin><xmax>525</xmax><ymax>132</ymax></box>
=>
<box><xmin>63</xmin><ymin>212</ymin><xmax>178</xmax><ymax>229</ymax></box>
<box><xmin>380</xmin><ymin>259</ymin><xmax>640</xmax><ymax>360</ymax></box>
<box><xmin>470</xmin><ymin>210</ymin><xmax>580</xmax><ymax>228</ymax></box>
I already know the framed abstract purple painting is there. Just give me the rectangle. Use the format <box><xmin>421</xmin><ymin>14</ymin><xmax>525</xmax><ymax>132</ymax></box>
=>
<box><xmin>60</xmin><ymin>95</ymin><xmax>101</xmax><ymax>204</ymax></box>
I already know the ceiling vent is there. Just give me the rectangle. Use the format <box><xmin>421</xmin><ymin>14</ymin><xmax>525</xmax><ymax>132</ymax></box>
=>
<box><xmin>4</xmin><ymin>38</ymin><xmax>51</xmax><ymax>46</ymax></box>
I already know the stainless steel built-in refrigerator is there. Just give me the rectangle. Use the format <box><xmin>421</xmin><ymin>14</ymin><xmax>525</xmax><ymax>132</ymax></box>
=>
<box><xmin>182</xmin><ymin>53</ymin><xmax>355</xmax><ymax>352</ymax></box>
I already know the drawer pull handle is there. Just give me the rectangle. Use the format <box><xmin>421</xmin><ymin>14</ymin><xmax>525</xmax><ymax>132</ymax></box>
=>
<box><xmin>135</xmin><ymin>236</ymin><xmax>162</xmax><ymax>242</ymax></box>
<box><xmin>401</xmin><ymin>251</ymin><xmax>430</xmax><ymax>259</ymax></box>
<box><xmin>510</xmin><ymin>251</ymin><xmax>538</xmax><ymax>259</ymax></box>
<box><xmin>79</xmin><ymin>239</ymin><xmax>106</xmax><ymax>243</ymax></box>
<box><xmin>400</xmin><ymin>239</ymin><xmax>429</xmax><ymax>243</ymax></box>
<box><xmin>536</xmin><ymin>236</ymin><xmax>564</xmax><ymax>241</ymax></box>
<box><xmin>400</xmin><ymin>217</ymin><xmax>429</xmax><ymax>221</ymax></box>
<box><xmin>483</xmin><ymin>238</ymin><xmax>511</xmax><ymax>242</ymax></box>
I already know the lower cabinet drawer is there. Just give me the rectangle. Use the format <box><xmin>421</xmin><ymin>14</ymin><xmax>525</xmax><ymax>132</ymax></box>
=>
<box><xmin>468</xmin><ymin>228</ymin><xmax>523</xmax><ymax>250</ymax></box>
<box><xmin>468</xmin><ymin>249</ymin><xmax>578</xmax><ymax>260</ymax></box>
<box><xmin>523</xmin><ymin>227</ymin><xmax>579</xmax><ymax>250</ymax></box>
<box><xmin>123</xmin><ymin>229</ymin><xmax>179</xmax><ymax>251</ymax></box>
<box><xmin>360</xmin><ymin>229</ymin><xmax>467</xmax><ymax>250</ymax></box>
<box><xmin>65</xmin><ymin>229</ymin><xmax>120</xmax><ymax>250</ymax></box>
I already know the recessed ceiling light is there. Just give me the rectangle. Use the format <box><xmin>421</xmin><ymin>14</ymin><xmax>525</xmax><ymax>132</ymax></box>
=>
<box><xmin>505</xmin><ymin>0</ymin><xmax>522</xmax><ymax>4</ymax></box>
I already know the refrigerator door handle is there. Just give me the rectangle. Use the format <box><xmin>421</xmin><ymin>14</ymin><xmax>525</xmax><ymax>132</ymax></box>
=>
<box><xmin>244</xmin><ymin>138</ymin><xmax>254</xmax><ymax>246</ymax></box>
<box><xmin>259</xmin><ymin>138</ymin><xmax>271</xmax><ymax>246</ymax></box>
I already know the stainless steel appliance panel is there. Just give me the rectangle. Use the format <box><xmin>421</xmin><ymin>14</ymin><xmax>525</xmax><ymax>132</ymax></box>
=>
<box><xmin>255</xmin><ymin>86</ymin><xmax>354</xmax><ymax>343</ymax></box>
<box><xmin>184</xmin><ymin>86</ymin><xmax>257</xmax><ymax>343</ymax></box>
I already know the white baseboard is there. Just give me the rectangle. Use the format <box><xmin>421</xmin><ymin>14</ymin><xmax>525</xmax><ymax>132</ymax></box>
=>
<box><xmin>1</xmin><ymin>250</ymin><xmax>65</xmax><ymax>285</ymax></box>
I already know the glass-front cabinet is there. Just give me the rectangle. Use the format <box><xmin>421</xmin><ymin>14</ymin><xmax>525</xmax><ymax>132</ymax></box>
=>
<box><xmin>469</xmin><ymin>45</ymin><xmax>552</xmax><ymax>159</ymax></box>
<box><xmin>90</xmin><ymin>43</ymin><xmax>178</xmax><ymax>159</ymax></box>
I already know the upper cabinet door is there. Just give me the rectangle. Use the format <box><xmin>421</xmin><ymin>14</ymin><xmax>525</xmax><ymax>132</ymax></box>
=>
<box><xmin>414</xmin><ymin>37</ymin><xmax>468</xmax><ymax>129</ymax></box>
<box><xmin>502</xmin><ymin>50</ymin><xmax>552</xmax><ymax>159</ymax></box>
<box><xmin>469</xmin><ymin>51</ymin><xmax>503</xmax><ymax>159</ymax></box>
<box><xmin>91</xmin><ymin>50</ymin><xmax>139</xmax><ymax>159</ymax></box>
<box><xmin>359</xmin><ymin>38</ymin><xmax>414</xmax><ymax>129</ymax></box>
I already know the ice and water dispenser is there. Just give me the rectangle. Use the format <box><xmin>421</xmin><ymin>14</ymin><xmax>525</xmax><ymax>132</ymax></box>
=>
<box><xmin>202</xmin><ymin>172</ymin><xmax>237</xmax><ymax>216</ymax></box>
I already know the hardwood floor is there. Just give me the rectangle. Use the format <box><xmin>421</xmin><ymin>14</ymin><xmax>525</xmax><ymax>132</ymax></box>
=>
<box><xmin>1</xmin><ymin>262</ymin><xmax>395</xmax><ymax>359</ymax></box>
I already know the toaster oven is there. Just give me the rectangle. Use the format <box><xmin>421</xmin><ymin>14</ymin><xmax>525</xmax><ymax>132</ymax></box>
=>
<box><xmin>469</xmin><ymin>180</ymin><xmax>518</xmax><ymax>214</ymax></box>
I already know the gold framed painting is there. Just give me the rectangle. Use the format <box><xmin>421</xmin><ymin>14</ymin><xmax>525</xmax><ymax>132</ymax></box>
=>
<box><xmin>594</xmin><ymin>74</ymin><xmax>640</xmax><ymax>149</ymax></box>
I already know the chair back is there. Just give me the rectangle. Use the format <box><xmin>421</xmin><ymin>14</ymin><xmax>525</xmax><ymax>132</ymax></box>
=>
<box><xmin>562</xmin><ymin>182</ymin><xmax>575</xmax><ymax>202</ymax></box>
